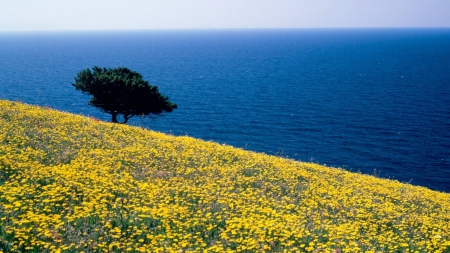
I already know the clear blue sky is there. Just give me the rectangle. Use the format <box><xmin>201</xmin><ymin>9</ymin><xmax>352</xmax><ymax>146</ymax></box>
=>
<box><xmin>1</xmin><ymin>0</ymin><xmax>450</xmax><ymax>31</ymax></box>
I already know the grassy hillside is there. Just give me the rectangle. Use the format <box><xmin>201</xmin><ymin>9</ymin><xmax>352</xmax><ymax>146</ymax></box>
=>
<box><xmin>0</xmin><ymin>99</ymin><xmax>449</xmax><ymax>253</ymax></box>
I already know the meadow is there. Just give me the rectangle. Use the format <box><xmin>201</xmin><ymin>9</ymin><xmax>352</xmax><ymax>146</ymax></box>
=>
<box><xmin>0</xmin><ymin>99</ymin><xmax>449</xmax><ymax>253</ymax></box>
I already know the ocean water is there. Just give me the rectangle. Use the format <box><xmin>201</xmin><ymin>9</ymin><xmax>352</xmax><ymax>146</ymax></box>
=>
<box><xmin>0</xmin><ymin>29</ymin><xmax>449</xmax><ymax>192</ymax></box>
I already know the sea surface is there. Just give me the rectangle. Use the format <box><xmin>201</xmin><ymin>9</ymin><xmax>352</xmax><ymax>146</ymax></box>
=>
<box><xmin>0</xmin><ymin>29</ymin><xmax>449</xmax><ymax>192</ymax></box>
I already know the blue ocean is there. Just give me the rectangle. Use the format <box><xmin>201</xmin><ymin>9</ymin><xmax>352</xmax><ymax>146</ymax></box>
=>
<box><xmin>0</xmin><ymin>29</ymin><xmax>449</xmax><ymax>192</ymax></box>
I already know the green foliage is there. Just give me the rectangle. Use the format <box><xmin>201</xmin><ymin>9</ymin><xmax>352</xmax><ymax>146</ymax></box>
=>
<box><xmin>72</xmin><ymin>67</ymin><xmax>177</xmax><ymax>124</ymax></box>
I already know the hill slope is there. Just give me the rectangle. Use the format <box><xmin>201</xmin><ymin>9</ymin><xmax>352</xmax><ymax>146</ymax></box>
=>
<box><xmin>1</xmin><ymin>100</ymin><xmax>449</xmax><ymax>252</ymax></box>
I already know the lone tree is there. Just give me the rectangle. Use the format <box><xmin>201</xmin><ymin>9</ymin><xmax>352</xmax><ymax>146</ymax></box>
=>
<box><xmin>72</xmin><ymin>67</ymin><xmax>177</xmax><ymax>124</ymax></box>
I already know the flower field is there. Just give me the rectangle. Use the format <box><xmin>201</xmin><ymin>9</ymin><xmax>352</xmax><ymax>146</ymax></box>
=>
<box><xmin>0</xmin><ymin>99</ymin><xmax>449</xmax><ymax>253</ymax></box>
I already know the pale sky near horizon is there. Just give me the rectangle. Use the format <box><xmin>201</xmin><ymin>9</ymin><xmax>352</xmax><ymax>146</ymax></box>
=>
<box><xmin>1</xmin><ymin>0</ymin><xmax>450</xmax><ymax>31</ymax></box>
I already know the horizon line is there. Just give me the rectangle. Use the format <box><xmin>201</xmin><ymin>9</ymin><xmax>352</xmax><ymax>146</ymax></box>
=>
<box><xmin>1</xmin><ymin>27</ymin><xmax>450</xmax><ymax>33</ymax></box>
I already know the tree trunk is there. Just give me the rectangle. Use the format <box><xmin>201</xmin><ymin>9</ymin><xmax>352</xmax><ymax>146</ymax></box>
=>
<box><xmin>111</xmin><ymin>112</ymin><xmax>118</xmax><ymax>123</ymax></box>
<box><xmin>111</xmin><ymin>112</ymin><xmax>130</xmax><ymax>124</ymax></box>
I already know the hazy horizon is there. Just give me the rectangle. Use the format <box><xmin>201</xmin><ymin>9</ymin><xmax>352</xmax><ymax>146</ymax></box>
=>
<box><xmin>1</xmin><ymin>0</ymin><xmax>449</xmax><ymax>32</ymax></box>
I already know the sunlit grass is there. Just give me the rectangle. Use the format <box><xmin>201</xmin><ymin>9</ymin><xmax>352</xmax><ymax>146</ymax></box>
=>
<box><xmin>1</xmin><ymin>99</ymin><xmax>449</xmax><ymax>252</ymax></box>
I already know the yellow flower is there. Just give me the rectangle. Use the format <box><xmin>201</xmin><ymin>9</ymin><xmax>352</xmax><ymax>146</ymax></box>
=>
<box><xmin>1</xmin><ymin>99</ymin><xmax>450</xmax><ymax>252</ymax></box>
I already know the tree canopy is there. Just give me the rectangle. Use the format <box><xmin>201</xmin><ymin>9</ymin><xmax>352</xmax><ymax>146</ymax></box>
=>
<box><xmin>72</xmin><ymin>67</ymin><xmax>177</xmax><ymax>124</ymax></box>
